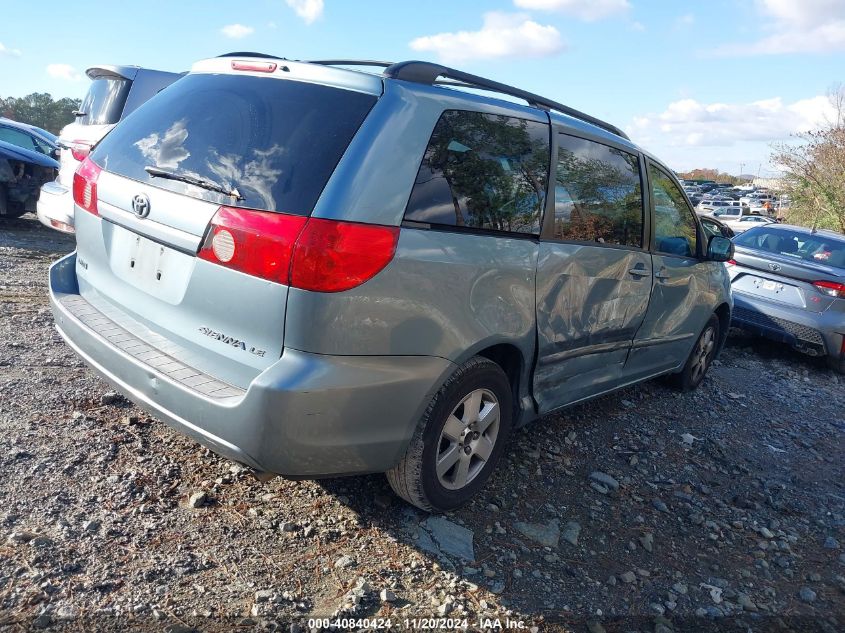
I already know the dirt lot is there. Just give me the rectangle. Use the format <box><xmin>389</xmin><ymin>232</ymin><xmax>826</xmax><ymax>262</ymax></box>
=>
<box><xmin>1</xmin><ymin>214</ymin><xmax>844</xmax><ymax>632</ymax></box>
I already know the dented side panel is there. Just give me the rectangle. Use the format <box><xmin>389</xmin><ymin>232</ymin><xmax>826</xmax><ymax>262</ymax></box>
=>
<box><xmin>533</xmin><ymin>242</ymin><xmax>652</xmax><ymax>412</ymax></box>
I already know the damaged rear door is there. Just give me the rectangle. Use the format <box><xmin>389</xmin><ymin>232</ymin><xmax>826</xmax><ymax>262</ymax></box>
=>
<box><xmin>534</xmin><ymin>132</ymin><xmax>650</xmax><ymax>411</ymax></box>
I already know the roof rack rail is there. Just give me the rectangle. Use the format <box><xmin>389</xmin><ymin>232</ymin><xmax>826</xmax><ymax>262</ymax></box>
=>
<box><xmin>218</xmin><ymin>52</ymin><xmax>285</xmax><ymax>59</ymax></box>
<box><xmin>383</xmin><ymin>60</ymin><xmax>629</xmax><ymax>141</ymax></box>
<box><xmin>309</xmin><ymin>60</ymin><xmax>395</xmax><ymax>68</ymax></box>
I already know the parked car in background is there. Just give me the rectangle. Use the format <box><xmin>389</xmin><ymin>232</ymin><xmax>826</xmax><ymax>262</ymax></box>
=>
<box><xmin>0</xmin><ymin>118</ymin><xmax>59</xmax><ymax>159</ymax></box>
<box><xmin>37</xmin><ymin>65</ymin><xmax>181</xmax><ymax>233</ymax></box>
<box><xmin>49</xmin><ymin>54</ymin><xmax>734</xmax><ymax>511</ymax></box>
<box><xmin>696</xmin><ymin>199</ymin><xmax>733</xmax><ymax>214</ymax></box>
<box><xmin>0</xmin><ymin>140</ymin><xmax>58</xmax><ymax>220</ymax></box>
<box><xmin>728</xmin><ymin>225</ymin><xmax>845</xmax><ymax>373</ymax></box>
<box><xmin>725</xmin><ymin>215</ymin><xmax>774</xmax><ymax>233</ymax></box>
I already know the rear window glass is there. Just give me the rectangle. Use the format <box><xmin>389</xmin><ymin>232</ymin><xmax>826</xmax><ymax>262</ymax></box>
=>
<box><xmin>404</xmin><ymin>110</ymin><xmax>550</xmax><ymax>235</ymax></box>
<box><xmin>78</xmin><ymin>78</ymin><xmax>132</xmax><ymax>125</ymax></box>
<box><xmin>735</xmin><ymin>228</ymin><xmax>845</xmax><ymax>269</ymax></box>
<box><xmin>91</xmin><ymin>74</ymin><xmax>377</xmax><ymax>214</ymax></box>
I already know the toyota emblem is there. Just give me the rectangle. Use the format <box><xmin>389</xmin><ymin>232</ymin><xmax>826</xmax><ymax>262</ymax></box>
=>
<box><xmin>768</xmin><ymin>262</ymin><xmax>781</xmax><ymax>272</ymax></box>
<box><xmin>132</xmin><ymin>193</ymin><xmax>151</xmax><ymax>218</ymax></box>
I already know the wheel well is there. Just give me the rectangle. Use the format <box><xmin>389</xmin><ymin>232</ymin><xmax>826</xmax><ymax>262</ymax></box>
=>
<box><xmin>476</xmin><ymin>343</ymin><xmax>524</xmax><ymax>413</ymax></box>
<box><xmin>714</xmin><ymin>302</ymin><xmax>731</xmax><ymax>351</ymax></box>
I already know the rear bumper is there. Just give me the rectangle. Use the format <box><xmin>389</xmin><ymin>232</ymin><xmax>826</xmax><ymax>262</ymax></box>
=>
<box><xmin>50</xmin><ymin>253</ymin><xmax>455</xmax><ymax>477</ymax></box>
<box><xmin>731</xmin><ymin>291</ymin><xmax>844</xmax><ymax>359</ymax></box>
<box><xmin>37</xmin><ymin>181</ymin><xmax>74</xmax><ymax>233</ymax></box>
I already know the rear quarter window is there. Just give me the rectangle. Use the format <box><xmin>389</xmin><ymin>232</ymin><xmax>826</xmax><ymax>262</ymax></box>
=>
<box><xmin>78</xmin><ymin>78</ymin><xmax>132</xmax><ymax>125</ymax></box>
<box><xmin>91</xmin><ymin>74</ymin><xmax>377</xmax><ymax>214</ymax></box>
<box><xmin>404</xmin><ymin>110</ymin><xmax>550</xmax><ymax>235</ymax></box>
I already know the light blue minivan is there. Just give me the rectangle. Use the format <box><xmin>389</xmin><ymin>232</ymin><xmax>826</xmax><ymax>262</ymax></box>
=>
<box><xmin>49</xmin><ymin>54</ymin><xmax>734</xmax><ymax>511</ymax></box>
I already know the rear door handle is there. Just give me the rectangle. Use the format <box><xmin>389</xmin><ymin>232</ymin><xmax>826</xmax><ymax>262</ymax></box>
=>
<box><xmin>628</xmin><ymin>267</ymin><xmax>649</xmax><ymax>278</ymax></box>
<box><xmin>655</xmin><ymin>270</ymin><xmax>670</xmax><ymax>280</ymax></box>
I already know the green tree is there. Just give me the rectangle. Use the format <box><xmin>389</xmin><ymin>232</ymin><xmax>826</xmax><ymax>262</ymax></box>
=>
<box><xmin>771</xmin><ymin>86</ymin><xmax>845</xmax><ymax>234</ymax></box>
<box><xmin>0</xmin><ymin>93</ymin><xmax>81</xmax><ymax>134</ymax></box>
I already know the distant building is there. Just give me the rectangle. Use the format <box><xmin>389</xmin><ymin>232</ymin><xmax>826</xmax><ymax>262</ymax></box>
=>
<box><xmin>753</xmin><ymin>177</ymin><xmax>784</xmax><ymax>190</ymax></box>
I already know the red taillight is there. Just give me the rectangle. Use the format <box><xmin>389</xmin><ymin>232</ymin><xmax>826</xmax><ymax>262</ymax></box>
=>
<box><xmin>70</xmin><ymin>140</ymin><xmax>92</xmax><ymax>161</ymax></box>
<box><xmin>231</xmin><ymin>60</ymin><xmax>277</xmax><ymax>73</ymax></box>
<box><xmin>290</xmin><ymin>218</ymin><xmax>399</xmax><ymax>292</ymax></box>
<box><xmin>198</xmin><ymin>207</ymin><xmax>308</xmax><ymax>284</ymax></box>
<box><xmin>813</xmin><ymin>280</ymin><xmax>845</xmax><ymax>298</ymax></box>
<box><xmin>198</xmin><ymin>209</ymin><xmax>400</xmax><ymax>291</ymax></box>
<box><xmin>725</xmin><ymin>259</ymin><xmax>737</xmax><ymax>267</ymax></box>
<box><xmin>72</xmin><ymin>157</ymin><xmax>101</xmax><ymax>216</ymax></box>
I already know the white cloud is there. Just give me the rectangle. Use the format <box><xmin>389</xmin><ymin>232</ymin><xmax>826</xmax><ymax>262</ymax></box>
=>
<box><xmin>627</xmin><ymin>94</ymin><xmax>837</xmax><ymax>172</ymax></box>
<box><xmin>513</xmin><ymin>0</ymin><xmax>630</xmax><ymax>21</ymax></box>
<box><xmin>713</xmin><ymin>0</ymin><xmax>845</xmax><ymax>55</ymax></box>
<box><xmin>409</xmin><ymin>12</ymin><xmax>565</xmax><ymax>63</ymax></box>
<box><xmin>46</xmin><ymin>63</ymin><xmax>82</xmax><ymax>81</ymax></box>
<box><xmin>221</xmin><ymin>23</ymin><xmax>254</xmax><ymax>39</ymax></box>
<box><xmin>285</xmin><ymin>0</ymin><xmax>323</xmax><ymax>24</ymax></box>
<box><xmin>0</xmin><ymin>42</ymin><xmax>22</xmax><ymax>57</ymax></box>
<box><xmin>630</xmin><ymin>21</ymin><xmax>646</xmax><ymax>32</ymax></box>
<box><xmin>674</xmin><ymin>13</ymin><xmax>695</xmax><ymax>29</ymax></box>
<box><xmin>757</xmin><ymin>0</ymin><xmax>844</xmax><ymax>28</ymax></box>
<box><xmin>627</xmin><ymin>95</ymin><xmax>836</xmax><ymax>149</ymax></box>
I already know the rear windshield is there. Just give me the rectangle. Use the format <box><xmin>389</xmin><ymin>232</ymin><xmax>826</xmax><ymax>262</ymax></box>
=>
<box><xmin>91</xmin><ymin>74</ymin><xmax>377</xmax><ymax>215</ymax></box>
<box><xmin>735</xmin><ymin>228</ymin><xmax>845</xmax><ymax>269</ymax></box>
<box><xmin>78</xmin><ymin>78</ymin><xmax>132</xmax><ymax>125</ymax></box>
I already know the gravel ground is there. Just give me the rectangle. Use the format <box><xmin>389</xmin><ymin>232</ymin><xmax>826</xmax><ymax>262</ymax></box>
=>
<box><xmin>1</xmin><ymin>214</ymin><xmax>844</xmax><ymax>633</ymax></box>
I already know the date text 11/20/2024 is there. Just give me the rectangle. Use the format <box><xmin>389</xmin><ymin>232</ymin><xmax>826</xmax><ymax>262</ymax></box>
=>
<box><xmin>306</xmin><ymin>617</ymin><xmax>531</xmax><ymax>630</ymax></box>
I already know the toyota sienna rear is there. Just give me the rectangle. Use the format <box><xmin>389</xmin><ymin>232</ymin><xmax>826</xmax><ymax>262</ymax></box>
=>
<box><xmin>50</xmin><ymin>54</ymin><xmax>733</xmax><ymax>511</ymax></box>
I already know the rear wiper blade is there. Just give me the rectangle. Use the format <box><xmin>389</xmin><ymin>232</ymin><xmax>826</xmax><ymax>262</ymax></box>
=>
<box><xmin>144</xmin><ymin>165</ymin><xmax>244</xmax><ymax>201</ymax></box>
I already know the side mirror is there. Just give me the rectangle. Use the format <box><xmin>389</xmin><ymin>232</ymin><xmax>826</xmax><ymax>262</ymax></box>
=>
<box><xmin>52</xmin><ymin>147</ymin><xmax>61</xmax><ymax>160</ymax></box>
<box><xmin>708</xmin><ymin>235</ymin><xmax>734</xmax><ymax>262</ymax></box>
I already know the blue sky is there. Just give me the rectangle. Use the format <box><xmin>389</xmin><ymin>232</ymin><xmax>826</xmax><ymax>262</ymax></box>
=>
<box><xmin>2</xmin><ymin>0</ymin><xmax>843</xmax><ymax>175</ymax></box>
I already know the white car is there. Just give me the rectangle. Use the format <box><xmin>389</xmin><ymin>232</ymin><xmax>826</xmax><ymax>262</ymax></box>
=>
<box><xmin>37</xmin><ymin>65</ymin><xmax>180</xmax><ymax>233</ymax></box>
<box><xmin>724</xmin><ymin>215</ymin><xmax>775</xmax><ymax>233</ymax></box>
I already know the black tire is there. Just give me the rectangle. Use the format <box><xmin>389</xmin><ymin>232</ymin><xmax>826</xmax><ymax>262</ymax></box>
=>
<box><xmin>386</xmin><ymin>356</ymin><xmax>513</xmax><ymax>512</ymax></box>
<box><xmin>826</xmin><ymin>355</ymin><xmax>845</xmax><ymax>375</ymax></box>
<box><xmin>0</xmin><ymin>185</ymin><xmax>25</xmax><ymax>221</ymax></box>
<box><xmin>667</xmin><ymin>314</ymin><xmax>720</xmax><ymax>392</ymax></box>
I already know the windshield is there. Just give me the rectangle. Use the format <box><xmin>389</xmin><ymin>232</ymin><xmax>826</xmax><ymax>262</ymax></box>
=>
<box><xmin>78</xmin><ymin>77</ymin><xmax>132</xmax><ymax>125</ymax></box>
<box><xmin>91</xmin><ymin>74</ymin><xmax>377</xmax><ymax>215</ymax></box>
<box><xmin>735</xmin><ymin>228</ymin><xmax>845</xmax><ymax>269</ymax></box>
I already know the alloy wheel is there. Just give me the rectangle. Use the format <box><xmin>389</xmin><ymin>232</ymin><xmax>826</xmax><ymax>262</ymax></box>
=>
<box><xmin>435</xmin><ymin>388</ymin><xmax>500</xmax><ymax>490</ymax></box>
<box><xmin>691</xmin><ymin>325</ymin><xmax>716</xmax><ymax>383</ymax></box>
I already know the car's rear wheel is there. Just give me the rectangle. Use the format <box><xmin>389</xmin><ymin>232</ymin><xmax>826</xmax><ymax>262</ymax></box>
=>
<box><xmin>386</xmin><ymin>356</ymin><xmax>513</xmax><ymax>512</ymax></box>
<box><xmin>826</xmin><ymin>355</ymin><xmax>845</xmax><ymax>375</ymax></box>
<box><xmin>667</xmin><ymin>314</ymin><xmax>720</xmax><ymax>391</ymax></box>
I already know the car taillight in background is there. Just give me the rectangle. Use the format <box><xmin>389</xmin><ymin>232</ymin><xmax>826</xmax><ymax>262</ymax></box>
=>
<box><xmin>725</xmin><ymin>259</ymin><xmax>737</xmax><ymax>267</ymax></box>
<box><xmin>198</xmin><ymin>208</ymin><xmax>400</xmax><ymax>292</ymax></box>
<box><xmin>69</xmin><ymin>140</ymin><xmax>93</xmax><ymax>162</ymax></box>
<box><xmin>813</xmin><ymin>280</ymin><xmax>845</xmax><ymax>298</ymax></box>
<box><xmin>72</xmin><ymin>157</ymin><xmax>101</xmax><ymax>216</ymax></box>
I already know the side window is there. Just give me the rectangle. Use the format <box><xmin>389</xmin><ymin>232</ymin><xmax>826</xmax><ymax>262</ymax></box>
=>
<box><xmin>552</xmin><ymin>134</ymin><xmax>643</xmax><ymax>247</ymax></box>
<box><xmin>0</xmin><ymin>126</ymin><xmax>37</xmax><ymax>151</ymax></box>
<box><xmin>404</xmin><ymin>110</ymin><xmax>550</xmax><ymax>235</ymax></box>
<box><xmin>649</xmin><ymin>164</ymin><xmax>698</xmax><ymax>257</ymax></box>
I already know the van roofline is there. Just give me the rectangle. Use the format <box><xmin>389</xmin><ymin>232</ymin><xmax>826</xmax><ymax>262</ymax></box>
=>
<box><xmin>212</xmin><ymin>54</ymin><xmax>631</xmax><ymax>142</ymax></box>
<box><xmin>85</xmin><ymin>65</ymin><xmax>183</xmax><ymax>82</ymax></box>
